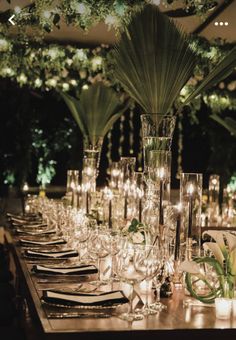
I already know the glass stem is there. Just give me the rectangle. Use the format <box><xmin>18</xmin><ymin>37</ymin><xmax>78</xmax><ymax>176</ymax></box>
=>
<box><xmin>98</xmin><ymin>258</ymin><xmax>101</xmax><ymax>282</ymax></box>
<box><xmin>145</xmin><ymin>279</ymin><xmax>149</xmax><ymax>308</ymax></box>
<box><xmin>155</xmin><ymin>283</ymin><xmax>161</xmax><ymax>304</ymax></box>
<box><xmin>128</xmin><ymin>283</ymin><xmax>134</xmax><ymax>315</ymax></box>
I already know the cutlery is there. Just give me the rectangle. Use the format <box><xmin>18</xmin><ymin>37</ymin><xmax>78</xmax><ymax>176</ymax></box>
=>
<box><xmin>183</xmin><ymin>300</ymin><xmax>214</xmax><ymax>308</ymax></box>
<box><xmin>47</xmin><ymin>312</ymin><xmax>111</xmax><ymax>319</ymax></box>
<box><xmin>37</xmin><ymin>279</ymin><xmax>83</xmax><ymax>284</ymax></box>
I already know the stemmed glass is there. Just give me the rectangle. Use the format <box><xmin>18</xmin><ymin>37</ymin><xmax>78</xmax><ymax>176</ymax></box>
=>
<box><xmin>89</xmin><ymin>228</ymin><xmax>110</xmax><ymax>285</ymax></box>
<box><xmin>75</xmin><ymin>220</ymin><xmax>91</xmax><ymax>262</ymax></box>
<box><xmin>100</xmin><ymin>230</ymin><xmax>123</xmax><ymax>285</ymax></box>
<box><xmin>135</xmin><ymin>244</ymin><xmax>162</xmax><ymax>316</ymax></box>
<box><xmin>151</xmin><ymin>260</ymin><xmax>168</xmax><ymax>311</ymax></box>
<box><xmin>116</xmin><ymin>243</ymin><xmax>159</xmax><ymax>321</ymax></box>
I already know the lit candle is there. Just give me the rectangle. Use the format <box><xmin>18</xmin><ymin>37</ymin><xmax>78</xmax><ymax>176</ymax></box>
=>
<box><xmin>108</xmin><ymin>189</ymin><xmax>113</xmax><ymax>229</ymax></box>
<box><xmin>77</xmin><ymin>185</ymin><xmax>81</xmax><ymax>209</ymax></box>
<box><xmin>137</xmin><ymin>188</ymin><xmax>143</xmax><ymax>223</ymax></box>
<box><xmin>187</xmin><ymin>183</ymin><xmax>194</xmax><ymax>238</ymax></box>
<box><xmin>159</xmin><ymin>167</ymin><xmax>165</xmax><ymax>225</ymax></box>
<box><xmin>232</xmin><ymin>298</ymin><xmax>236</xmax><ymax>317</ymax></box>
<box><xmin>174</xmin><ymin>203</ymin><xmax>182</xmax><ymax>261</ymax></box>
<box><xmin>85</xmin><ymin>183</ymin><xmax>90</xmax><ymax>215</ymax></box>
<box><xmin>124</xmin><ymin>180</ymin><xmax>129</xmax><ymax>220</ymax></box>
<box><xmin>215</xmin><ymin>298</ymin><xmax>232</xmax><ymax>319</ymax></box>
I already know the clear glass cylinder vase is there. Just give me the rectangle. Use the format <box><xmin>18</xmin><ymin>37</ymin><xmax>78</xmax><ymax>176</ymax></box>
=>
<box><xmin>180</xmin><ymin>173</ymin><xmax>203</xmax><ymax>259</ymax></box>
<box><xmin>140</xmin><ymin>114</ymin><xmax>176</xmax><ymax>173</ymax></box>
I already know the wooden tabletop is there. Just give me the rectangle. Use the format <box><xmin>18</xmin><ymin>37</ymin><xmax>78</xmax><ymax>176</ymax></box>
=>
<box><xmin>8</xmin><ymin>239</ymin><xmax>236</xmax><ymax>340</ymax></box>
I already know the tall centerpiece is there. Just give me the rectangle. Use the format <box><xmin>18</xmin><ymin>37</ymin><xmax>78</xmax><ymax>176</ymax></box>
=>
<box><xmin>113</xmin><ymin>4</ymin><xmax>236</xmax><ymax>215</ymax></box>
<box><xmin>113</xmin><ymin>5</ymin><xmax>198</xmax><ymax>231</ymax></box>
<box><xmin>61</xmin><ymin>82</ymin><xmax>129</xmax><ymax>194</ymax></box>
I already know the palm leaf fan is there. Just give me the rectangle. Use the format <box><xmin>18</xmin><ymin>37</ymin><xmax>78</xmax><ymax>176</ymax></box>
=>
<box><xmin>179</xmin><ymin>47</ymin><xmax>236</xmax><ymax>111</ymax></box>
<box><xmin>60</xmin><ymin>82</ymin><xmax>129</xmax><ymax>146</ymax></box>
<box><xmin>211</xmin><ymin>114</ymin><xmax>236</xmax><ymax>137</ymax></box>
<box><xmin>113</xmin><ymin>4</ymin><xmax>198</xmax><ymax>115</ymax></box>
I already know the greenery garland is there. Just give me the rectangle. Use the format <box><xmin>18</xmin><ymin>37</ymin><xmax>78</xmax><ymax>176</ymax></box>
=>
<box><xmin>0</xmin><ymin>1</ymin><xmax>236</xmax><ymax>187</ymax></box>
<box><xmin>0</xmin><ymin>0</ymin><xmax>220</xmax><ymax>37</ymax></box>
<box><xmin>0</xmin><ymin>0</ymin><xmax>146</xmax><ymax>35</ymax></box>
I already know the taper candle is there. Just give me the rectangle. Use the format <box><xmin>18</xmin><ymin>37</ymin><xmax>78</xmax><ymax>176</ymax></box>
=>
<box><xmin>174</xmin><ymin>204</ymin><xmax>181</xmax><ymax>261</ymax></box>
<box><xmin>187</xmin><ymin>183</ymin><xmax>194</xmax><ymax>238</ymax></box>
<box><xmin>159</xmin><ymin>167</ymin><xmax>165</xmax><ymax>225</ymax></box>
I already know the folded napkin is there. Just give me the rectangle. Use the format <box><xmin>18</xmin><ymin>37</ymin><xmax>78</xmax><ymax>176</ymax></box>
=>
<box><xmin>32</xmin><ymin>264</ymin><xmax>98</xmax><ymax>275</ymax></box>
<box><xmin>20</xmin><ymin>238</ymin><xmax>66</xmax><ymax>246</ymax></box>
<box><xmin>13</xmin><ymin>222</ymin><xmax>47</xmax><ymax>228</ymax></box>
<box><xmin>17</xmin><ymin>229</ymin><xmax>56</xmax><ymax>236</ymax></box>
<box><xmin>25</xmin><ymin>249</ymin><xmax>78</xmax><ymax>258</ymax></box>
<box><xmin>42</xmin><ymin>289</ymin><xmax>128</xmax><ymax>306</ymax></box>
<box><xmin>10</xmin><ymin>216</ymin><xmax>43</xmax><ymax>224</ymax></box>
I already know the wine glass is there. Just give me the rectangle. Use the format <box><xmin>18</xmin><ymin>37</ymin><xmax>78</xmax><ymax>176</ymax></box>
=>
<box><xmin>116</xmin><ymin>243</ymin><xmax>155</xmax><ymax>321</ymax></box>
<box><xmin>88</xmin><ymin>228</ymin><xmax>110</xmax><ymax>285</ymax></box>
<box><xmin>134</xmin><ymin>244</ymin><xmax>162</xmax><ymax>315</ymax></box>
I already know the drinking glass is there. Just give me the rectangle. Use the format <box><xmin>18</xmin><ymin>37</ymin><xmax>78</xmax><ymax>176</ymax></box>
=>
<box><xmin>208</xmin><ymin>174</ymin><xmax>220</xmax><ymax>226</ymax></box>
<box><xmin>116</xmin><ymin>243</ymin><xmax>147</xmax><ymax>321</ymax></box>
<box><xmin>135</xmin><ymin>244</ymin><xmax>162</xmax><ymax>315</ymax></box>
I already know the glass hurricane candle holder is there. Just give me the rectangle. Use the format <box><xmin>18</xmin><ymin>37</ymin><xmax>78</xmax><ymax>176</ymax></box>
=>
<box><xmin>180</xmin><ymin>173</ymin><xmax>203</xmax><ymax>260</ymax></box>
<box><xmin>66</xmin><ymin>170</ymin><xmax>79</xmax><ymax>207</ymax></box>
<box><xmin>141</xmin><ymin>114</ymin><xmax>176</xmax><ymax>174</ymax></box>
<box><xmin>215</xmin><ymin>298</ymin><xmax>232</xmax><ymax>320</ymax></box>
<box><xmin>208</xmin><ymin>174</ymin><xmax>220</xmax><ymax>226</ymax></box>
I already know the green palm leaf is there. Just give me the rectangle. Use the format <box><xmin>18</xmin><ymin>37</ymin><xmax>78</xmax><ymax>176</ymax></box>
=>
<box><xmin>60</xmin><ymin>83</ymin><xmax>129</xmax><ymax>146</ymax></box>
<box><xmin>181</xmin><ymin>47</ymin><xmax>236</xmax><ymax>109</ymax></box>
<box><xmin>211</xmin><ymin>114</ymin><xmax>236</xmax><ymax>137</ymax></box>
<box><xmin>113</xmin><ymin>5</ymin><xmax>198</xmax><ymax>114</ymax></box>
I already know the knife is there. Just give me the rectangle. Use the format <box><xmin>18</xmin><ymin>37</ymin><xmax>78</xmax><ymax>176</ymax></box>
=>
<box><xmin>47</xmin><ymin>312</ymin><xmax>111</xmax><ymax>319</ymax></box>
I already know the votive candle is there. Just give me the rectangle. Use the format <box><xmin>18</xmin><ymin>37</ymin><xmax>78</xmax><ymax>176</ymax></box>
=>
<box><xmin>215</xmin><ymin>298</ymin><xmax>232</xmax><ymax>320</ymax></box>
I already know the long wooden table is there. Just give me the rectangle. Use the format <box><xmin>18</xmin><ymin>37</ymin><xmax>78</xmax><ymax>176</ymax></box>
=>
<box><xmin>6</xmin><ymin>236</ymin><xmax>236</xmax><ymax>340</ymax></box>
<box><xmin>2</xmin><ymin>197</ymin><xmax>236</xmax><ymax>339</ymax></box>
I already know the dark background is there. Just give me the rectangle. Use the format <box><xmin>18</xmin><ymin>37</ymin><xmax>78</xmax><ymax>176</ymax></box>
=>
<box><xmin>0</xmin><ymin>78</ymin><xmax>235</xmax><ymax>195</ymax></box>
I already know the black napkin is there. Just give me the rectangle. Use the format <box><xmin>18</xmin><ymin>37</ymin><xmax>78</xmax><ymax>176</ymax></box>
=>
<box><xmin>20</xmin><ymin>238</ymin><xmax>66</xmax><ymax>246</ymax></box>
<box><xmin>32</xmin><ymin>264</ymin><xmax>98</xmax><ymax>275</ymax></box>
<box><xmin>24</xmin><ymin>249</ymin><xmax>78</xmax><ymax>258</ymax></box>
<box><xmin>42</xmin><ymin>289</ymin><xmax>129</xmax><ymax>306</ymax></box>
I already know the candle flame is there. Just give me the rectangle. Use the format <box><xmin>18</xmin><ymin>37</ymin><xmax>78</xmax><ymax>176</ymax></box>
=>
<box><xmin>70</xmin><ymin>181</ymin><xmax>75</xmax><ymax>190</ymax></box>
<box><xmin>159</xmin><ymin>167</ymin><xmax>165</xmax><ymax>179</ymax></box>
<box><xmin>177</xmin><ymin>202</ymin><xmax>182</xmax><ymax>212</ymax></box>
<box><xmin>187</xmin><ymin>183</ymin><xmax>194</xmax><ymax>195</ymax></box>
<box><xmin>23</xmin><ymin>183</ymin><xmax>29</xmax><ymax>192</ymax></box>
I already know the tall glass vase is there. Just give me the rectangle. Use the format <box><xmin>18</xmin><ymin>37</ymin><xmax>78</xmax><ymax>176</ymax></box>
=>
<box><xmin>140</xmin><ymin>114</ymin><xmax>176</xmax><ymax>174</ymax></box>
<box><xmin>81</xmin><ymin>137</ymin><xmax>103</xmax><ymax>214</ymax></box>
<box><xmin>180</xmin><ymin>173</ymin><xmax>203</xmax><ymax>260</ymax></box>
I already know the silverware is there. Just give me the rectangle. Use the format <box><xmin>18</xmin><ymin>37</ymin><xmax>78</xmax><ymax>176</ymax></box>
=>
<box><xmin>37</xmin><ymin>279</ymin><xmax>83</xmax><ymax>284</ymax></box>
<box><xmin>47</xmin><ymin>312</ymin><xmax>111</xmax><ymax>319</ymax></box>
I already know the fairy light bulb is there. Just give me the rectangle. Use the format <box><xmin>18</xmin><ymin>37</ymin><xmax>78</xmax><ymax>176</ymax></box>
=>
<box><xmin>23</xmin><ymin>183</ymin><xmax>29</xmax><ymax>192</ymax></box>
<box><xmin>42</xmin><ymin>10</ymin><xmax>51</xmax><ymax>19</ymax></box>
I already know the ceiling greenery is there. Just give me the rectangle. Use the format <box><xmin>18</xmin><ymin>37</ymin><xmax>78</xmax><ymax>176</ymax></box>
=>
<box><xmin>0</xmin><ymin>0</ymin><xmax>223</xmax><ymax>36</ymax></box>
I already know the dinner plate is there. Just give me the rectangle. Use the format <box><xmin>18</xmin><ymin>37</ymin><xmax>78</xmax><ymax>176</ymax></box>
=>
<box><xmin>41</xmin><ymin>298</ymin><xmax>124</xmax><ymax>310</ymax></box>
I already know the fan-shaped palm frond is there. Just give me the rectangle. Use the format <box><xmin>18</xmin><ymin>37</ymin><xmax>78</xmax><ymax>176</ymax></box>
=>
<box><xmin>181</xmin><ymin>47</ymin><xmax>236</xmax><ymax>109</ymax></box>
<box><xmin>211</xmin><ymin>114</ymin><xmax>236</xmax><ymax>137</ymax></box>
<box><xmin>113</xmin><ymin>4</ymin><xmax>198</xmax><ymax>114</ymax></box>
<box><xmin>60</xmin><ymin>83</ymin><xmax>129</xmax><ymax>146</ymax></box>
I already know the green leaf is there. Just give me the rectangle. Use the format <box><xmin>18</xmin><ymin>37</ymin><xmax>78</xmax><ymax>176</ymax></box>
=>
<box><xmin>59</xmin><ymin>83</ymin><xmax>129</xmax><ymax>146</ymax></box>
<box><xmin>180</xmin><ymin>47</ymin><xmax>236</xmax><ymax>110</ymax></box>
<box><xmin>211</xmin><ymin>114</ymin><xmax>236</xmax><ymax>137</ymax></box>
<box><xmin>53</xmin><ymin>13</ymin><xmax>60</xmax><ymax>25</ymax></box>
<box><xmin>113</xmin><ymin>5</ymin><xmax>198</xmax><ymax>114</ymax></box>
<box><xmin>185</xmin><ymin>257</ymin><xmax>224</xmax><ymax>303</ymax></box>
